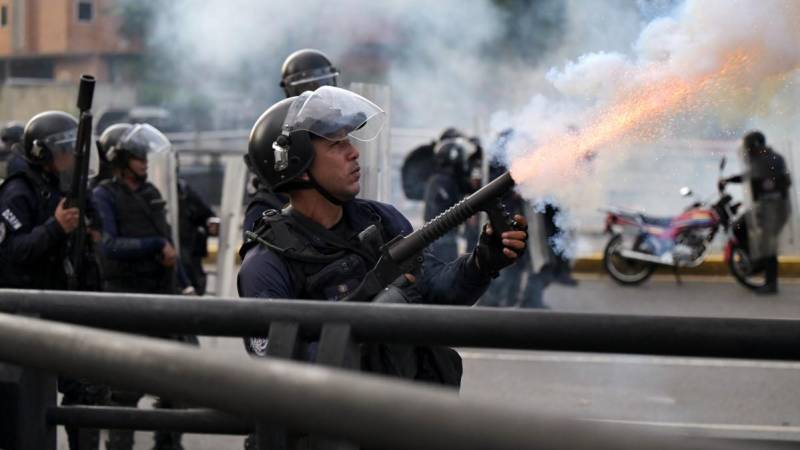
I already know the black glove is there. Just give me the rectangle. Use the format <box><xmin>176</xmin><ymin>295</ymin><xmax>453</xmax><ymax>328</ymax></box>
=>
<box><xmin>473</xmin><ymin>221</ymin><xmax>527</xmax><ymax>278</ymax></box>
<box><xmin>717</xmin><ymin>178</ymin><xmax>727</xmax><ymax>192</ymax></box>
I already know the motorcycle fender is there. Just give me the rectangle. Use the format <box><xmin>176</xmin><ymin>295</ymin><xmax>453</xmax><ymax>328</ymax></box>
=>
<box><xmin>724</xmin><ymin>240</ymin><xmax>735</xmax><ymax>263</ymax></box>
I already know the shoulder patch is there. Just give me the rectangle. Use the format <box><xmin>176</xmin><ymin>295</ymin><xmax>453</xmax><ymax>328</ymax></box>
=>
<box><xmin>1</xmin><ymin>208</ymin><xmax>22</xmax><ymax>230</ymax></box>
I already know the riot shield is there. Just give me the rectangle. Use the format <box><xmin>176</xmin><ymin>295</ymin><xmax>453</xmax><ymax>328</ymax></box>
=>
<box><xmin>148</xmin><ymin>149</ymin><xmax>181</xmax><ymax>255</ymax></box>
<box><xmin>348</xmin><ymin>82</ymin><xmax>391</xmax><ymax>202</ymax></box>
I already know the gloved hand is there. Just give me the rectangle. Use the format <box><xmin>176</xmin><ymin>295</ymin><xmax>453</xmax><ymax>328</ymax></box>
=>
<box><xmin>717</xmin><ymin>178</ymin><xmax>727</xmax><ymax>192</ymax></box>
<box><xmin>474</xmin><ymin>214</ymin><xmax>528</xmax><ymax>278</ymax></box>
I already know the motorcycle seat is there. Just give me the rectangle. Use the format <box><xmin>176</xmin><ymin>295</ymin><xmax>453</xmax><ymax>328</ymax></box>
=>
<box><xmin>639</xmin><ymin>214</ymin><xmax>672</xmax><ymax>227</ymax></box>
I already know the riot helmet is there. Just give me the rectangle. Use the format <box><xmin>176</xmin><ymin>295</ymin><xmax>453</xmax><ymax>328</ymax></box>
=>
<box><xmin>96</xmin><ymin>123</ymin><xmax>134</xmax><ymax>181</ymax></box>
<box><xmin>439</xmin><ymin>127</ymin><xmax>465</xmax><ymax>142</ymax></box>
<box><xmin>280</xmin><ymin>49</ymin><xmax>339</xmax><ymax>98</ymax></box>
<box><xmin>1</xmin><ymin>121</ymin><xmax>24</xmax><ymax>146</ymax></box>
<box><xmin>106</xmin><ymin>124</ymin><xmax>171</xmax><ymax>184</ymax></box>
<box><xmin>23</xmin><ymin>111</ymin><xmax>78</xmax><ymax>166</ymax></box>
<box><xmin>743</xmin><ymin>130</ymin><xmax>767</xmax><ymax>157</ymax></box>
<box><xmin>433</xmin><ymin>136</ymin><xmax>477</xmax><ymax>177</ymax></box>
<box><xmin>248</xmin><ymin>86</ymin><xmax>385</xmax><ymax>201</ymax></box>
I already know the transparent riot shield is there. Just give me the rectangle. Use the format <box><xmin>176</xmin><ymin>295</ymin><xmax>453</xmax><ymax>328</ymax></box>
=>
<box><xmin>215</xmin><ymin>154</ymin><xmax>248</xmax><ymax>298</ymax></box>
<box><xmin>148</xmin><ymin>149</ymin><xmax>181</xmax><ymax>256</ymax></box>
<box><xmin>349</xmin><ymin>82</ymin><xmax>392</xmax><ymax>202</ymax></box>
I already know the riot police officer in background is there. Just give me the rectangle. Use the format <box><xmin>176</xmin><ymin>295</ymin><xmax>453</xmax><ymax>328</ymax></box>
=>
<box><xmin>720</xmin><ymin>130</ymin><xmax>792</xmax><ymax>294</ymax></box>
<box><xmin>178</xmin><ymin>178</ymin><xmax>217</xmax><ymax>295</ymax></box>
<box><xmin>0</xmin><ymin>111</ymin><xmax>105</xmax><ymax>450</ymax></box>
<box><xmin>243</xmin><ymin>48</ymin><xmax>340</xmax><ymax>237</ymax></box>
<box><xmin>0</xmin><ymin>121</ymin><xmax>26</xmax><ymax>180</ymax></box>
<box><xmin>422</xmin><ymin>129</ymin><xmax>479</xmax><ymax>262</ymax></box>
<box><xmin>92</xmin><ymin>123</ymin><xmax>185</xmax><ymax>450</ymax></box>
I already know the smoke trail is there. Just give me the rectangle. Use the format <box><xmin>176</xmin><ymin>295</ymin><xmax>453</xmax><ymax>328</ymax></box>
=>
<box><xmin>494</xmin><ymin>0</ymin><xmax>800</xmax><ymax>200</ymax></box>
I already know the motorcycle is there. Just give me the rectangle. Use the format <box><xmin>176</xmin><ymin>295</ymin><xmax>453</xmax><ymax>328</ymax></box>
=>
<box><xmin>601</xmin><ymin>157</ymin><xmax>766</xmax><ymax>289</ymax></box>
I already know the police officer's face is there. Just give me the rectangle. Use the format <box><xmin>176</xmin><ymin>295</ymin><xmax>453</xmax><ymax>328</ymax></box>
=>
<box><xmin>309</xmin><ymin>137</ymin><xmax>360</xmax><ymax>201</ymax></box>
<box><xmin>127</xmin><ymin>156</ymin><xmax>148</xmax><ymax>179</ymax></box>
<box><xmin>51</xmin><ymin>149</ymin><xmax>75</xmax><ymax>174</ymax></box>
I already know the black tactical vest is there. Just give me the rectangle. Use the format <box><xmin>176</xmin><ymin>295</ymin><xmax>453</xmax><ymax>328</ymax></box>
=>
<box><xmin>242</xmin><ymin>202</ymin><xmax>463</xmax><ymax>387</ymax></box>
<box><xmin>97</xmin><ymin>179</ymin><xmax>174</xmax><ymax>294</ymax></box>
<box><xmin>242</xmin><ymin>205</ymin><xmax>385</xmax><ymax>301</ymax></box>
<box><xmin>0</xmin><ymin>169</ymin><xmax>66</xmax><ymax>289</ymax></box>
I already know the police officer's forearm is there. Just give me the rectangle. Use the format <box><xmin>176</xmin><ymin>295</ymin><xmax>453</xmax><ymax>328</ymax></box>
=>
<box><xmin>101</xmin><ymin>235</ymin><xmax>166</xmax><ymax>260</ymax></box>
<box><xmin>418</xmin><ymin>252</ymin><xmax>491</xmax><ymax>305</ymax></box>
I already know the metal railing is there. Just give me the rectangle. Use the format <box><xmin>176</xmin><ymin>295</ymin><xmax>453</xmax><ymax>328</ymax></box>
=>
<box><xmin>1</xmin><ymin>289</ymin><xmax>799</xmax><ymax>360</ymax></box>
<box><xmin>0</xmin><ymin>289</ymin><xmax>798</xmax><ymax>449</ymax></box>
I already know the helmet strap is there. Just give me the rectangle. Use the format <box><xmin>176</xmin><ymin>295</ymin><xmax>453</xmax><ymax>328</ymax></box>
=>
<box><xmin>306</xmin><ymin>171</ymin><xmax>344</xmax><ymax>206</ymax></box>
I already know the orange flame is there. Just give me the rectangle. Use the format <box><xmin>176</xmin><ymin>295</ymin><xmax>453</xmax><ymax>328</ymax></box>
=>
<box><xmin>510</xmin><ymin>51</ymin><xmax>754</xmax><ymax>188</ymax></box>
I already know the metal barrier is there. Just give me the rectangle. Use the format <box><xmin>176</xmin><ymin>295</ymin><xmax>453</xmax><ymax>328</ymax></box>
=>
<box><xmin>1</xmin><ymin>289</ymin><xmax>799</xmax><ymax>360</ymax></box>
<box><xmin>0</xmin><ymin>311</ymin><xmax>779</xmax><ymax>450</ymax></box>
<box><xmin>1</xmin><ymin>289</ymin><xmax>799</xmax><ymax>449</ymax></box>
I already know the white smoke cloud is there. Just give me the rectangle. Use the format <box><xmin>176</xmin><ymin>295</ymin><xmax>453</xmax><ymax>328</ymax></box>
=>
<box><xmin>493</xmin><ymin>0</ymin><xmax>800</xmax><ymax>205</ymax></box>
<box><xmin>148</xmin><ymin>0</ymin><xmax>530</xmax><ymax>130</ymax></box>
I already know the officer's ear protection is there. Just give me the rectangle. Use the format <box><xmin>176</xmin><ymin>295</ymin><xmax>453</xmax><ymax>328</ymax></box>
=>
<box><xmin>30</xmin><ymin>139</ymin><xmax>52</xmax><ymax>162</ymax></box>
<box><xmin>106</xmin><ymin>145</ymin><xmax>118</xmax><ymax>163</ymax></box>
<box><xmin>272</xmin><ymin>130</ymin><xmax>312</xmax><ymax>178</ymax></box>
<box><xmin>273</xmin><ymin>133</ymin><xmax>290</xmax><ymax>172</ymax></box>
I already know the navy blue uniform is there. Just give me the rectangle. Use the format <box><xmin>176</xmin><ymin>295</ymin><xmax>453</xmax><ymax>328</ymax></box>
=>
<box><xmin>242</xmin><ymin>188</ymin><xmax>287</xmax><ymax>240</ymax></box>
<box><xmin>92</xmin><ymin>179</ymin><xmax>175</xmax><ymax>294</ymax></box>
<box><xmin>238</xmin><ymin>199</ymin><xmax>490</xmax><ymax>305</ymax></box>
<box><xmin>93</xmin><ymin>178</ymin><xmax>186</xmax><ymax>450</ymax></box>
<box><xmin>238</xmin><ymin>199</ymin><xmax>491</xmax><ymax>386</ymax></box>
<box><xmin>0</xmin><ymin>168</ymin><xmax>106</xmax><ymax>450</ymax></box>
<box><xmin>0</xmin><ymin>170</ymin><xmax>68</xmax><ymax>288</ymax></box>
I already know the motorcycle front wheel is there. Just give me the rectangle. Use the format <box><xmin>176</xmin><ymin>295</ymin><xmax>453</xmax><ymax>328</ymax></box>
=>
<box><xmin>727</xmin><ymin>242</ymin><xmax>768</xmax><ymax>290</ymax></box>
<box><xmin>603</xmin><ymin>234</ymin><xmax>656</xmax><ymax>286</ymax></box>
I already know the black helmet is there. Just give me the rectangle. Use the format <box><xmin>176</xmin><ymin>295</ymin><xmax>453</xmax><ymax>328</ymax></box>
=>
<box><xmin>248</xmin><ymin>98</ymin><xmax>314</xmax><ymax>193</ymax></box>
<box><xmin>23</xmin><ymin>111</ymin><xmax>78</xmax><ymax>165</ymax></box>
<box><xmin>1</xmin><ymin>121</ymin><xmax>24</xmax><ymax>145</ymax></box>
<box><xmin>104</xmin><ymin>123</ymin><xmax>171</xmax><ymax>167</ymax></box>
<box><xmin>280</xmin><ymin>49</ymin><xmax>339</xmax><ymax>97</ymax></box>
<box><xmin>248</xmin><ymin>86</ymin><xmax>385</xmax><ymax>195</ymax></box>
<box><xmin>743</xmin><ymin>130</ymin><xmax>767</xmax><ymax>154</ymax></box>
<box><xmin>439</xmin><ymin>127</ymin><xmax>464</xmax><ymax>141</ymax></box>
<box><xmin>96</xmin><ymin>122</ymin><xmax>133</xmax><ymax>170</ymax></box>
<box><xmin>434</xmin><ymin>136</ymin><xmax>476</xmax><ymax>176</ymax></box>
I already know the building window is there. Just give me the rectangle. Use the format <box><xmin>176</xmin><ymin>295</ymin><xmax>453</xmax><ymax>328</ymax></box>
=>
<box><xmin>1</xmin><ymin>6</ymin><xmax>7</xmax><ymax>27</ymax></box>
<box><xmin>77</xmin><ymin>0</ymin><xmax>93</xmax><ymax>22</ymax></box>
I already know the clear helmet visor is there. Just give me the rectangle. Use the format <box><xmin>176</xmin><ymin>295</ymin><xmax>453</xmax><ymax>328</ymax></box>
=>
<box><xmin>119</xmin><ymin>123</ymin><xmax>172</xmax><ymax>157</ymax></box>
<box><xmin>284</xmin><ymin>86</ymin><xmax>386</xmax><ymax>142</ymax></box>
<box><xmin>41</xmin><ymin>128</ymin><xmax>77</xmax><ymax>156</ymax></box>
<box><xmin>286</xmin><ymin>68</ymin><xmax>339</xmax><ymax>88</ymax></box>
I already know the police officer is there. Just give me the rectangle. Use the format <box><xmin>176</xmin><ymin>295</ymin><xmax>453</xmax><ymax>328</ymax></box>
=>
<box><xmin>422</xmin><ymin>129</ymin><xmax>479</xmax><ymax>262</ymax></box>
<box><xmin>243</xmin><ymin>48</ymin><xmax>340</xmax><ymax>237</ymax></box>
<box><xmin>92</xmin><ymin>123</ymin><xmax>185</xmax><ymax>450</ymax></box>
<box><xmin>0</xmin><ymin>121</ymin><xmax>26</xmax><ymax>180</ymax></box>
<box><xmin>0</xmin><ymin>111</ymin><xmax>105</xmax><ymax>450</ymax></box>
<box><xmin>720</xmin><ymin>130</ymin><xmax>792</xmax><ymax>294</ymax></box>
<box><xmin>238</xmin><ymin>87</ymin><xmax>527</xmax><ymax>449</ymax></box>
<box><xmin>177</xmin><ymin>178</ymin><xmax>217</xmax><ymax>295</ymax></box>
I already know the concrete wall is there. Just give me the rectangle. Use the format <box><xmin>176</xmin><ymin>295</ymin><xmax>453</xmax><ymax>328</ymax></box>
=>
<box><xmin>0</xmin><ymin>80</ymin><xmax>134</xmax><ymax>122</ymax></box>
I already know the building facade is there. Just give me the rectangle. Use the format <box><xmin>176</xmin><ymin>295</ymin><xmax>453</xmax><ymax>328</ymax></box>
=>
<box><xmin>0</xmin><ymin>0</ymin><xmax>141</xmax><ymax>82</ymax></box>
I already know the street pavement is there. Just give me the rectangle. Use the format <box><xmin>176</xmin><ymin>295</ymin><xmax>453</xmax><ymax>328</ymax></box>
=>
<box><xmin>57</xmin><ymin>275</ymin><xmax>800</xmax><ymax>448</ymax></box>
